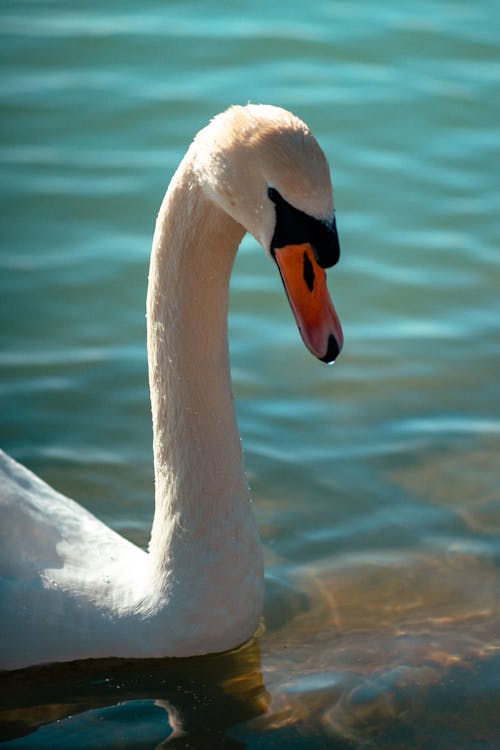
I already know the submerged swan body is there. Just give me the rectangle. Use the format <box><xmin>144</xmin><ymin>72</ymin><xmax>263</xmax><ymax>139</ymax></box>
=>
<box><xmin>0</xmin><ymin>105</ymin><xmax>343</xmax><ymax>671</ymax></box>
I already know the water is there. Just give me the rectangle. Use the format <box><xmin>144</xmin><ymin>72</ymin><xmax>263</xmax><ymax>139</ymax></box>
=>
<box><xmin>1</xmin><ymin>1</ymin><xmax>499</xmax><ymax>747</ymax></box>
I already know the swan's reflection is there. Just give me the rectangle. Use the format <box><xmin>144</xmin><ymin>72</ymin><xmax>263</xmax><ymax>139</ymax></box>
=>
<box><xmin>0</xmin><ymin>639</ymin><xmax>268</xmax><ymax>747</ymax></box>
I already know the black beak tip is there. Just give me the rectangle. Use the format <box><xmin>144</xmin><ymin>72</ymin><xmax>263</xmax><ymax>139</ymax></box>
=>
<box><xmin>319</xmin><ymin>334</ymin><xmax>340</xmax><ymax>364</ymax></box>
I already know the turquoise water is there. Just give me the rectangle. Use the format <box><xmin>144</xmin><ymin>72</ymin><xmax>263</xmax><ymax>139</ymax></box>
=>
<box><xmin>1</xmin><ymin>1</ymin><xmax>500</xmax><ymax>747</ymax></box>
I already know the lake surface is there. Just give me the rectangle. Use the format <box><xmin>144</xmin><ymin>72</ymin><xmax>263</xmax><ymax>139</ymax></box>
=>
<box><xmin>1</xmin><ymin>1</ymin><xmax>500</xmax><ymax>747</ymax></box>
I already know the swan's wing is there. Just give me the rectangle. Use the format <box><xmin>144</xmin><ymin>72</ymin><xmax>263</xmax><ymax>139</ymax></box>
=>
<box><xmin>0</xmin><ymin>450</ymin><xmax>137</xmax><ymax>579</ymax></box>
<box><xmin>0</xmin><ymin>450</ymin><xmax>150</xmax><ymax>669</ymax></box>
<box><xmin>1</xmin><ymin>450</ymin><xmax>70</xmax><ymax>578</ymax></box>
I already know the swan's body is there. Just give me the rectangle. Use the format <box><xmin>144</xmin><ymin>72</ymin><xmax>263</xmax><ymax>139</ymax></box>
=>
<box><xmin>0</xmin><ymin>105</ymin><xmax>343</xmax><ymax>671</ymax></box>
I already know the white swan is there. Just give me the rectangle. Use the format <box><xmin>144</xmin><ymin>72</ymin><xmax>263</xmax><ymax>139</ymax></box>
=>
<box><xmin>0</xmin><ymin>104</ymin><xmax>343</xmax><ymax>671</ymax></box>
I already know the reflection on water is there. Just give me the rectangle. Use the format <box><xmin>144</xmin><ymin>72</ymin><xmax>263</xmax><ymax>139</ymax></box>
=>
<box><xmin>0</xmin><ymin>641</ymin><xmax>269</xmax><ymax>747</ymax></box>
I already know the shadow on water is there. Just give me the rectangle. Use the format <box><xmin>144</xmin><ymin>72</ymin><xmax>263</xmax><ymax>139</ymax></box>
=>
<box><xmin>0</xmin><ymin>640</ymin><xmax>269</xmax><ymax>748</ymax></box>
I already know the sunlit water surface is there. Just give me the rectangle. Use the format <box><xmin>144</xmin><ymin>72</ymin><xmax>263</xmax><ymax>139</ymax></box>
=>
<box><xmin>1</xmin><ymin>1</ymin><xmax>499</xmax><ymax>748</ymax></box>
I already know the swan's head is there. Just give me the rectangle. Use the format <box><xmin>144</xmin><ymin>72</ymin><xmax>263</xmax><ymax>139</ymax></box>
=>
<box><xmin>194</xmin><ymin>104</ymin><xmax>343</xmax><ymax>363</ymax></box>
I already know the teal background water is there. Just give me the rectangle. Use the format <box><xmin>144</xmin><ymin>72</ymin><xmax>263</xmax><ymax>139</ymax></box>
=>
<box><xmin>1</xmin><ymin>1</ymin><xmax>500</xmax><ymax>747</ymax></box>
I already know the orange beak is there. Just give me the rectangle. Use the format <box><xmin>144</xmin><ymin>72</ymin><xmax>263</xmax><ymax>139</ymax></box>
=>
<box><xmin>274</xmin><ymin>243</ymin><xmax>343</xmax><ymax>363</ymax></box>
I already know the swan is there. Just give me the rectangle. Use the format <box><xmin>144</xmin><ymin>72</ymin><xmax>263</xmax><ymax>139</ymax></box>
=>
<box><xmin>0</xmin><ymin>104</ymin><xmax>343</xmax><ymax>671</ymax></box>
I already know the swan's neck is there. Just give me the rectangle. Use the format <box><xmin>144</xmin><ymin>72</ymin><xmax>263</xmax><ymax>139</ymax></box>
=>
<box><xmin>146</xmin><ymin>153</ymin><xmax>258</xmax><ymax>593</ymax></box>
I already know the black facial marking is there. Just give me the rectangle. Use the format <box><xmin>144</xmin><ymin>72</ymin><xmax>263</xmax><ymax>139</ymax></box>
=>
<box><xmin>268</xmin><ymin>187</ymin><xmax>340</xmax><ymax>268</ymax></box>
<box><xmin>303</xmin><ymin>251</ymin><xmax>315</xmax><ymax>292</ymax></box>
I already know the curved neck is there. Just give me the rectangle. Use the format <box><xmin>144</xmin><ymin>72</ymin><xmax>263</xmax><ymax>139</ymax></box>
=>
<box><xmin>146</xmin><ymin>154</ymin><xmax>247</xmax><ymax>571</ymax></box>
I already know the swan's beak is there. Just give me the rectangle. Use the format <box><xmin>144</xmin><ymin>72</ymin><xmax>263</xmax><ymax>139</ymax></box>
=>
<box><xmin>273</xmin><ymin>243</ymin><xmax>344</xmax><ymax>363</ymax></box>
